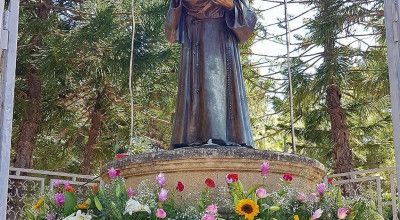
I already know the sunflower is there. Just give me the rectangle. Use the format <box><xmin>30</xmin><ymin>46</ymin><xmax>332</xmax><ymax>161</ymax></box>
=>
<box><xmin>293</xmin><ymin>214</ymin><xmax>300</xmax><ymax>220</ymax></box>
<box><xmin>235</xmin><ymin>199</ymin><xmax>260</xmax><ymax>220</ymax></box>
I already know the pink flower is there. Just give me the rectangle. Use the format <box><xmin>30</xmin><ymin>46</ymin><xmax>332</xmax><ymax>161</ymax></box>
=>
<box><xmin>63</xmin><ymin>181</ymin><xmax>71</xmax><ymax>189</ymax></box>
<box><xmin>260</xmin><ymin>161</ymin><xmax>270</xmax><ymax>176</ymax></box>
<box><xmin>256</xmin><ymin>187</ymin><xmax>267</xmax><ymax>198</ymax></box>
<box><xmin>201</xmin><ymin>214</ymin><xmax>216</xmax><ymax>220</ymax></box>
<box><xmin>156</xmin><ymin>173</ymin><xmax>166</xmax><ymax>187</ymax></box>
<box><xmin>337</xmin><ymin>207</ymin><xmax>348</xmax><ymax>219</ymax></box>
<box><xmin>156</xmin><ymin>208</ymin><xmax>167</xmax><ymax>219</ymax></box>
<box><xmin>205</xmin><ymin>204</ymin><xmax>218</xmax><ymax>215</ymax></box>
<box><xmin>297</xmin><ymin>192</ymin><xmax>306</xmax><ymax>202</ymax></box>
<box><xmin>107</xmin><ymin>167</ymin><xmax>120</xmax><ymax>179</ymax></box>
<box><xmin>226</xmin><ymin>173</ymin><xmax>239</xmax><ymax>183</ymax></box>
<box><xmin>158</xmin><ymin>188</ymin><xmax>168</xmax><ymax>202</ymax></box>
<box><xmin>127</xmin><ymin>187</ymin><xmax>136</xmax><ymax>198</ymax></box>
<box><xmin>316</xmin><ymin>183</ymin><xmax>326</xmax><ymax>195</ymax></box>
<box><xmin>54</xmin><ymin>193</ymin><xmax>65</xmax><ymax>207</ymax></box>
<box><xmin>115</xmin><ymin>153</ymin><xmax>127</xmax><ymax>159</ymax></box>
<box><xmin>311</xmin><ymin>209</ymin><xmax>323</xmax><ymax>220</ymax></box>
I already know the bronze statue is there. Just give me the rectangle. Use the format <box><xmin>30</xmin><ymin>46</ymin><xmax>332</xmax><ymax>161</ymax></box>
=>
<box><xmin>165</xmin><ymin>0</ymin><xmax>256</xmax><ymax>148</ymax></box>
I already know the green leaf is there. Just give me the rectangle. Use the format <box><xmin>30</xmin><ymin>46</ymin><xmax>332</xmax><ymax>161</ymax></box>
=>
<box><xmin>63</xmin><ymin>192</ymin><xmax>77</xmax><ymax>216</ymax></box>
<box><xmin>116</xmin><ymin>182</ymin><xmax>122</xmax><ymax>197</ymax></box>
<box><xmin>94</xmin><ymin>196</ymin><xmax>103</xmax><ymax>211</ymax></box>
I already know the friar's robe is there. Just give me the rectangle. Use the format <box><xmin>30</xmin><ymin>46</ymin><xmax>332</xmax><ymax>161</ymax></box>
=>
<box><xmin>165</xmin><ymin>0</ymin><xmax>256</xmax><ymax>148</ymax></box>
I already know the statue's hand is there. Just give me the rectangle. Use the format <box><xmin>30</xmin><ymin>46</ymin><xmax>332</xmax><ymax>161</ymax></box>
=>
<box><xmin>212</xmin><ymin>0</ymin><xmax>234</xmax><ymax>9</ymax></box>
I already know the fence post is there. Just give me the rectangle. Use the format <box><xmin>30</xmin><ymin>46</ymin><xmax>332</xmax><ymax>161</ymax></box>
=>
<box><xmin>0</xmin><ymin>1</ymin><xmax>20</xmax><ymax>219</ymax></box>
<box><xmin>385</xmin><ymin>0</ymin><xmax>400</xmax><ymax>214</ymax></box>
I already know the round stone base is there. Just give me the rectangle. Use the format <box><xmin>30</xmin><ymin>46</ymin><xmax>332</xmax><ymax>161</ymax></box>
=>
<box><xmin>102</xmin><ymin>147</ymin><xmax>326</xmax><ymax>195</ymax></box>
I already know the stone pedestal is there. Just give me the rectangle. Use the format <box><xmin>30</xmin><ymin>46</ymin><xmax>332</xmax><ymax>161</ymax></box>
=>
<box><xmin>102</xmin><ymin>147</ymin><xmax>326</xmax><ymax>195</ymax></box>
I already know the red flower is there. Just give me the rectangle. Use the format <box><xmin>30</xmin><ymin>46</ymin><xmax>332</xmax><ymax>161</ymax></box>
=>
<box><xmin>115</xmin><ymin>153</ymin><xmax>127</xmax><ymax>159</ymax></box>
<box><xmin>327</xmin><ymin>177</ymin><xmax>334</xmax><ymax>185</ymax></box>
<box><xmin>205</xmin><ymin>178</ymin><xmax>216</xmax><ymax>188</ymax></box>
<box><xmin>226</xmin><ymin>173</ymin><xmax>239</xmax><ymax>183</ymax></box>
<box><xmin>282</xmin><ymin>173</ymin><xmax>293</xmax><ymax>182</ymax></box>
<box><xmin>176</xmin><ymin>181</ymin><xmax>184</xmax><ymax>192</ymax></box>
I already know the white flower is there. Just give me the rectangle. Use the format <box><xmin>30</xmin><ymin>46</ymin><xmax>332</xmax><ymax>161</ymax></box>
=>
<box><xmin>124</xmin><ymin>198</ymin><xmax>151</xmax><ymax>215</ymax></box>
<box><xmin>63</xmin><ymin>210</ymin><xmax>92</xmax><ymax>220</ymax></box>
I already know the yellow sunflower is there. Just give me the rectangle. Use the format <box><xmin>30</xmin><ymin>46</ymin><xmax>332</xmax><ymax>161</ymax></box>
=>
<box><xmin>235</xmin><ymin>199</ymin><xmax>260</xmax><ymax>220</ymax></box>
<box><xmin>293</xmin><ymin>214</ymin><xmax>300</xmax><ymax>220</ymax></box>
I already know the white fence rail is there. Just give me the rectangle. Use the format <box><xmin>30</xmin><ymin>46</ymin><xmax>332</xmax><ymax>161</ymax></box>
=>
<box><xmin>7</xmin><ymin>167</ymin><xmax>99</xmax><ymax>220</ymax></box>
<box><xmin>325</xmin><ymin>167</ymin><xmax>398</xmax><ymax>220</ymax></box>
<box><xmin>6</xmin><ymin>166</ymin><xmax>400</xmax><ymax>219</ymax></box>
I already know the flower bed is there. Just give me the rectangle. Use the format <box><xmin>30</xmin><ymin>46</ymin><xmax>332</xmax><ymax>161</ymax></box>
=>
<box><xmin>25</xmin><ymin>162</ymin><xmax>383</xmax><ymax>220</ymax></box>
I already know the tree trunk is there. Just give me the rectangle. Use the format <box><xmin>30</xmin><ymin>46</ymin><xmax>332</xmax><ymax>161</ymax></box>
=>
<box><xmin>13</xmin><ymin>1</ymin><xmax>51</xmax><ymax>168</ymax></box>
<box><xmin>80</xmin><ymin>92</ymin><xmax>103</xmax><ymax>174</ymax></box>
<box><xmin>326</xmin><ymin>84</ymin><xmax>354</xmax><ymax>174</ymax></box>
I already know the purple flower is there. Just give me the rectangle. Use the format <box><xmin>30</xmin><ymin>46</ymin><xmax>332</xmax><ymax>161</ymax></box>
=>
<box><xmin>158</xmin><ymin>188</ymin><xmax>168</xmax><ymax>202</ymax></box>
<box><xmin>202</xmin><ymin>214</ymin><xmax>216</xmax><ymax>220</ymax></box>
<box><xmin>54</xmin><ymin>193</ymin><xmax>65</xmax><ymax>207</ymax></box>
<box><xmin>260</xmin><ymin>161</ymin><xmax>270</xmax><ymax>176</ymax></box>
<box><xmin>52</xmin><ymin>180</ymin><xmax>62</xmax><ymax>188</ymax></box>
<box><xmin>107</xmin><ymin>167</ymin><xmax>120</xmax><ymax>179</ymax></box>
<box><xmin>311</xmin><ymin>209</ymin><xmax>323</xmax><ymax>220</ymax></box>
<box><xmin>205</xmin><ymin>204</ymin><xmax>218</xmax><ymax>215</ymax></box>
<box><xmin>156</xmin><ymin>173</ymin><xmax>166</xmax><ymax>187</ymax></box>
<box><xmin>256</xmin><ymin>187</ymin><xmax>267</xmax><ymax>198</ymax></box>
<box><xmin>337</xmin><ymin>207</ymin><xmax>348</xmax><ymax>219</ymax></box>
<box><xmin>127</xmin><ymin>187</ymin><xmax>136</xmax><ymax>198</ymax></box>
<box><xmin>46</xmin><ymin>213</ymin><xmax>57</xmax><ymax>220</ymax></box>
<box><xmin>156</xmin><ymin>208</ymin><xmax>167</xmax><ymax>218</ymax></box>
<box><xmin>316</xmin><ymin>183</ymin><xmax>326</xmax><ymax>195</ymax></box>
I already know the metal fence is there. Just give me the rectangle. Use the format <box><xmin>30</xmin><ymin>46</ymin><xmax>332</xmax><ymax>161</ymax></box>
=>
<box><xmin>325</xmin><ymin>167</ymin><xmax>398</xmax><ymax>220</ymax></box>
<box><xmin>7</xmin><ymin>167</ymin><xmax>99</xmax><ymax>220</ymax></box>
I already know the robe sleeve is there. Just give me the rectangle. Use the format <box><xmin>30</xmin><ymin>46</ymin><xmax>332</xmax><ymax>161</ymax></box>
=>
<box><xmin>225</xmin><ymin>0</ymin><xmax>257</xmax><ymax>43</ymax></box>
<box><xmin>165</xmin><ymin>0</ymin><xmax>183</xmax><ymax>43</ymax></box>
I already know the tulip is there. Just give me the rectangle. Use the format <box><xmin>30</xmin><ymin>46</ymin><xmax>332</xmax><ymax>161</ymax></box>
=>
<box><xmin>260</xmin><ymin>161</ymin><xmax>270</xmax><ymax>176</ymax></box>
<box><xmin>316</xmin><ymin>183</ymin><xmax>326</xmax><ymax>196</ymax></box>
<box><xmin>337</xmin><ymin>207</ymin><xmax>348</xmax><ymax>219</ymax></box>
<box><xmin>226</xmin><ymin>173</ymin><xmax>239</xmax><ymax>183</ymax></box>
<box><xmin>205</xmin><ymin>204</ymin><xmax>218</xmax><ymax>215</ymax></box>
<box><xmin>107</xmin><ymin>167</ymin><xmax>120</xmax><ymax>179</ymax></box>
<box><xmin>158</xmin><ymin>188</ymin><xmax>168</xmax><ymax>202</ymax></box>
<box><xmin>156</xmin><ymin>208</ymin><xmax>167</xmax><ymax>219</ymax></box>
<box><xmin>156</xmin><ymin>173</ymin><xmax>167</xmax><ymax>187</ymax></box>
<box><xmin>256</xmin><ymin>187</ymin><xmax>267</xmax><ymax>198</ymax></box>
<box><xmin>311</xmin><ymin>209</ymin><xmax>323</xmax><ymax>220</ymax></box>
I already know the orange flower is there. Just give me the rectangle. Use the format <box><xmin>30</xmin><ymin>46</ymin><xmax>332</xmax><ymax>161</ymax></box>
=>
<box><xmin>65</xmin><ymin>185</ymin><xmax>75</xmax><ymax>193</ymax></box>
<box><xmin>77</xmin><ymin>203</ymin><xmax>89</xmax><ymax>209</ymax></box>
<box><xmin>91</xmin><ymin>184</ymin><xmax>99</xmax><ymax>194</ymax></box>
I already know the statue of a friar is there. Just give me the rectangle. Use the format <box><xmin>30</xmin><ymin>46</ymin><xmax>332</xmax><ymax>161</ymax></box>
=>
<box><xmin>165</xmin><ymin>0</ymin><xmax>256</xmax><ymax>149</ymax></box>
